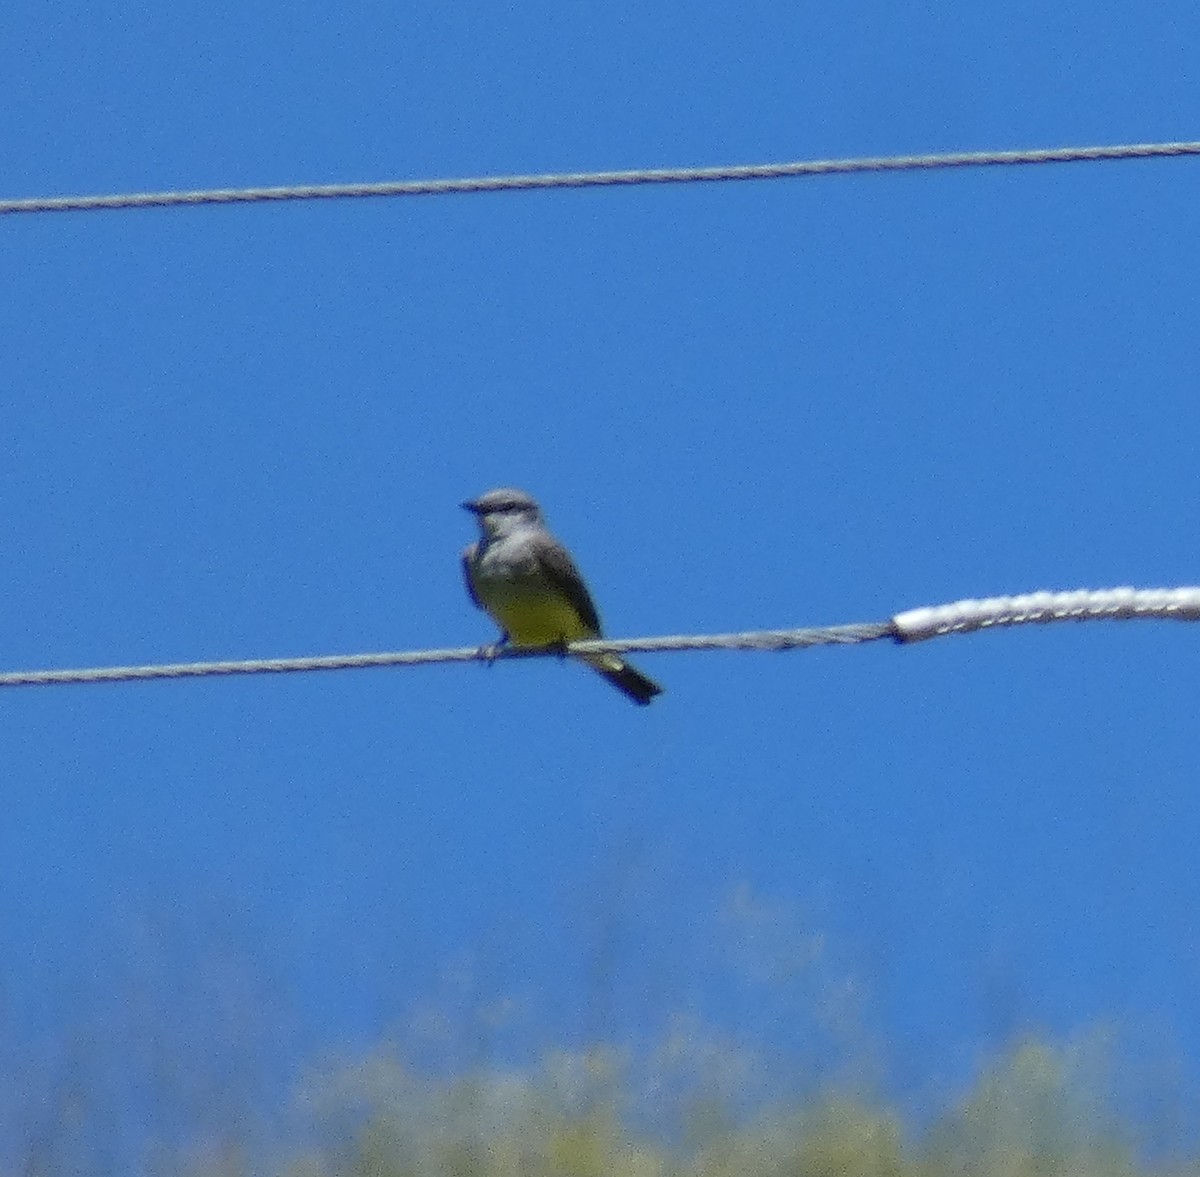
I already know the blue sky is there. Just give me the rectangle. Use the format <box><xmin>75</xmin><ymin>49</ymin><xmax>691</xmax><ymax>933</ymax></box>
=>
<box><xmin>3</xmin><ymin>0</ymin><xmax>1200</xmax><ymax>1132</ymax></box>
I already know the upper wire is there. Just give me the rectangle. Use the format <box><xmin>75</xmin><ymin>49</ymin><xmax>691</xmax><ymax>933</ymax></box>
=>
<box><xmin>1</xmin><ymin>586</ymin><xmax>1196</xmax><ymax>689</ymax></box>
<box><xmin>3</xmin><ymin>141</ymin><xmax>1198</xmax><ymax>217</ymax></box>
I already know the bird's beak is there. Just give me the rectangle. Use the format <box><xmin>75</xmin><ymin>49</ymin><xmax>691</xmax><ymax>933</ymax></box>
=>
<box><xmin>461</xmin><ymin>500</ymin><xmax>480</xmax><ymax>514</ymax></box>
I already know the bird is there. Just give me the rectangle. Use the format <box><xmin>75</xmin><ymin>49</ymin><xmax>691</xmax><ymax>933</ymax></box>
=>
<box><xmin>461</xmin><ymin>488</ymin><xmax>663</xmax><ymax>705</ymax></box>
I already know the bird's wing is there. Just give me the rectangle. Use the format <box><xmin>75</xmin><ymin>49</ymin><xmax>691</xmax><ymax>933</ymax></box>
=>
<box><xmin>534</xmin><ymin>535</ymin><xmax>603</xmax><ymax>636</ymax></box>
<box><xmin>461</xmin><ymin>545</ymin><xmax>484</xmax><ymax>611</ymax></box>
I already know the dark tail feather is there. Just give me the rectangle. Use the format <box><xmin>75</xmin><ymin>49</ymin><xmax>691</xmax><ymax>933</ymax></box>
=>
<box><xmin>584</xmin><ymin>655</ymin><xmax>663</xmax><ymax>706</ymax></box>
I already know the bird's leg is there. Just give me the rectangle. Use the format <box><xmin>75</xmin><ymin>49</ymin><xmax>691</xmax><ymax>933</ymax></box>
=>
<box><xmin>479</xmin><ymin>633</ymin><xmax>510</xmax><ymax>664</ymax></box>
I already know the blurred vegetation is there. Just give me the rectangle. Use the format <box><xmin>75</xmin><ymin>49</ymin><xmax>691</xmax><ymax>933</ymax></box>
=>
<box><xmin>11</xmin><ymin>1028</ymin><xmax>1196</xmax><ymax>1176</ymax></box>
<box><xmin>4</xmin><ymin>890</ymin><xmax>1198</xmax><ymax>1176</ymax></box>
<box><xmin>277</xmin><ymin>1034</ymin><xmax>1199</xmax><ymax>1177</ymax></box>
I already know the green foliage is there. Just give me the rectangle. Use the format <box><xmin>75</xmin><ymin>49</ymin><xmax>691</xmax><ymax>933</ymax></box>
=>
<box><xmin>921</xmin><ymin>1038</ymin><xmax>1136</xmax><ymax>1177</ymax></box>
<box><xmin>8</xmin><ymin>1028</ymin><xmax>1200</xmax><ymax>1177</ymax></box>
<box><xmin>6</xmin><ymin>898</ymin><xmax>1196</xmax><ymax>1177</ymax></box>
<box><xmin>273</xmin><ymin>1034</ymin><xmax>1188</xmax><ymax>1177</ymax></box>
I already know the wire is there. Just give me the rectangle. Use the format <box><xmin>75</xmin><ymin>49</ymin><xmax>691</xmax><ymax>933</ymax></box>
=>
<box><xmin>0</xmin><ymin>625</ymin><xmax>892</xmax><ymax>688</ymax></box>
<box><xmin>890</xmin><ymin>585</ymin><xmax>1200</xmax><ymax>640</ymax></box>
<box><xmin>1</xmin><ymin>586</ymin><xmax>1195</xmax><ymax>690</ymax></box>
<box><xmin>3</xmin><ymin>140</ymin><xmax>1198</xmax><ymax>217</ymax></box>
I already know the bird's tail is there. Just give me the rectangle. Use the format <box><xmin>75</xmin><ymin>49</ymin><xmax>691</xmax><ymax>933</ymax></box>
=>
<box><xmin>580</xmin><ymin>653</ymin><xmax>664</xmax><ymax>706</ymax></box>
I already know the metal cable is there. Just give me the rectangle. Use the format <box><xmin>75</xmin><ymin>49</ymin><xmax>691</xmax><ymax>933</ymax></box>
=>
<box><xmin>1</xmin><ymin>587</ymin><xmax>1195</xmax><ymax>689</ymax></box>
<box><xmin>0</xmin><ymin>625</ymin><xmax>895</xmax><ymax>688</ymax></box>
<box><xmin>891</xmin><ymin>585</ymin><xmax>1200</xmax><ymax>641</ymax></box>
<box><xmin>3</xmin><ymin>140</ymin><xmax>1198</xmax><ymax>217</ymax></box>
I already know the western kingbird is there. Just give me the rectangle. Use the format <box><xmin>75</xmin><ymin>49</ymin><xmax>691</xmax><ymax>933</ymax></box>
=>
<box><xmin>461</xmin><ymin>488</ymin><xmax>663</xmax><ymax>705</ymax></box>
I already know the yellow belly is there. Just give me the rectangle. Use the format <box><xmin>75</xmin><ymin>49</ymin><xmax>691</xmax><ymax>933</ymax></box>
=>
<box><xmin>490</xmin><ymin>593</ymin><xmax>594</xmax><ymax>646</ymax></box>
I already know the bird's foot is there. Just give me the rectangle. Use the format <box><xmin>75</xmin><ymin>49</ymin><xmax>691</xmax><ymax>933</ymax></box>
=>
<box><xmin>479</xmin><ymin>636</ymin><xmax>509</xmax><ymax>665</ymax></box>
